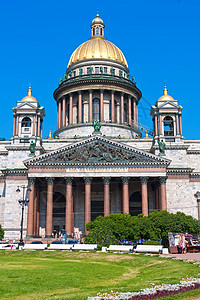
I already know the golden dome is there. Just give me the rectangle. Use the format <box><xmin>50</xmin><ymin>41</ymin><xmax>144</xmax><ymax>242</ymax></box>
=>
<box><xmin>158</xmin><ymin>84</ymin><xmax>174</xmax><ymax>101</ymax></box>
<box><xmin>68</xmin><ymin>14</ymin><xmax>128</xmax><ymax>68</ymax></box>
<box><xmin>21</xmin><ymin>85</ymin><xmax>37</xmax><ymax>102</ymax></box>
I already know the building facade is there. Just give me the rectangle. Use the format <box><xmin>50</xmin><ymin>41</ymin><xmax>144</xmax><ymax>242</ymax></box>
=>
<box><xmin>0</xmin><ymin>15</ymin><xmax>200</xmax><ymax>241</ymax></box>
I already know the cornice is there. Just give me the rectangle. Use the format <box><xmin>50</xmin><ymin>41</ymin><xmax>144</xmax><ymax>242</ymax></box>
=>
<box><xmin>153</xmin><ymin>144</ymin><xmax>189</xmax><ymax>150</ymax></box>
<box><xmin>1</xmin><ymin>168</ymin><xmax>28</xmax><ymax>176</ymax></box>
<box><xmin>167</xmin><ymin>167</ymin><xmax>194</xmax><ymax>175</ymax></box>
<box><xmin>5</xmin><ymin>146</ymin><xmax>45</xmax><ymax>152</ymax></box>
<box><xmin>186</xmin><ymin>150</ymin><xmax>200</xmax><ymax>155</ymax></box>
<box><xmin>0</xmin><ymin>151</ymin><xmax>8</xmax><ymax>155</ymax></box>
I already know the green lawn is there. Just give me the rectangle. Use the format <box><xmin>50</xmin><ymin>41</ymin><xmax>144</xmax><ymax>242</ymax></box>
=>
<box><xmin>0</xmin><ymin>250</ymin><xmax>200</xmax><ymax>300</ymax></box>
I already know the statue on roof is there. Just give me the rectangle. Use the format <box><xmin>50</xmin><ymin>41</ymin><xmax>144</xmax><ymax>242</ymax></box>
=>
<box><xmin>158</xmin><ymin>138</ymin><xmax>166</xmax><ymax>156</ymax></box>
<box><xmin>92</xmin><ymin>120</ymin><xmax>101</xmax><ymax>134</ymax></box>
<box><xmin>29</xmin><ymin>140</ymin><xmax>36</xmax><ymax>156</ymax></box>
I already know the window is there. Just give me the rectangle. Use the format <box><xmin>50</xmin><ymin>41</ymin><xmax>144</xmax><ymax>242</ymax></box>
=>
<box><xmin>100</xmin><ymin>28</ymin><xmax>102</xmax><ymax>35</ymax></box>
<box><xmin>73</xmin><ymin>70</ymin><xmax>76</xmax><ymax>77</ymax></box>
<box><xmin>87</xmin><ymin>67</ymin><xmax>90</xmax><ymax>74</ymax></box>
<box><xmin>22</xmin><ymin>117</ymin><xmax>31</xmax><ymax>127</ymax></box>
<box><xmin>24</xmin><ymin>128</ymin><xmax>30</xmax><ymax>132</ymax></box>
<box><xmin>93</xmin><ymin>28</ymin><xmax>95</xmax><ymax>36</ymax></box>
<box><xmin>95</xmin><ymin>67</ymin><xmax>99</xmax><ymax>74</ymax></box>
<box><xmin>104</xmin><ymin>67</ymin><xmax>107</xmax><ymax>74</ymax></box>
<box><xmin>163</xmin><ymin>116</ymin><xmax>174</xmax><ymax>136</ymax></box>
<box><xmin>96</xmin><ymin>27</ymin><xmax>99</xmax><ymax>35</ymax></box>
<box><xmin>124</xmin><ymin>103</ymin><xmax>128</xmax><ymax>123</ymax></box>
<box><xmin>93</xmin><ymin>98</ymin><xmax>100</xmax><ymax>120</ymax></box>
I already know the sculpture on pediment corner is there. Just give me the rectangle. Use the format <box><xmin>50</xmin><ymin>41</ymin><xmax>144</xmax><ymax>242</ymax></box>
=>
<box><xmin>158</xmin><ymin>138</ymin><xmax>166</xmax><ymax>156</ymax></box>
<box><xmin>29</xmin><ymin>141</ymin><xmax>36</xmax><ymax>156</ymax></box>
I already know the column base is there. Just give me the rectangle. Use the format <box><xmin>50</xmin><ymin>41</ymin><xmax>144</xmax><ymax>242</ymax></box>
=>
<box><xmin>25</xmin><ymin>235</ymin><xmax>34</xmax><ymax>238</ymax></box>
<box><xmin>45</xmin><ymin>235</ymin><xmax>53</xmax><ymax>238</ymax></box>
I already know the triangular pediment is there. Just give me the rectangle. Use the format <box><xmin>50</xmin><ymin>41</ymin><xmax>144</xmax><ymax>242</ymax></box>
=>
<box><xmin>16</xmin><ymin>102</ymin><xmax>38</xmax><ymax>110</ymax></box>
<box><xmin>158</xmin><ymin>101</ymin><xmax>179</xmax><ymax>109</ymax></box>
<box><xmin>24</xmin><ymin>136</ymin><xmax>170</xmax><ymax>167</ymax></box>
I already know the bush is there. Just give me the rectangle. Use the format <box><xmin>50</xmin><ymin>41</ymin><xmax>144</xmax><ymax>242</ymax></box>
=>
<box><xmin>84</xmin><ymin>211</ymin><xmax>200</xmax><ymax>248</ymax></box>
<box><xmin>143</xmin><ymin>240</ymin><xmax>162</xmax><ymax>245</ymax></box>
<box><xmin>0</xmin><ymin>224</ymin><xmax>4</xmax><ymax>240</ymax></box>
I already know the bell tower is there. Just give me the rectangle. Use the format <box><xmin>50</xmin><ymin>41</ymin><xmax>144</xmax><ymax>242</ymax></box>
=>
<box><xmin>150</xmin><ymin>85</ymin><xmax>183</xmax><ymax>144</ymax></box>
<box><xmin>11</xmin><ymin>86</ymin><xmax>45</xmax><ymax>145</ymax></box>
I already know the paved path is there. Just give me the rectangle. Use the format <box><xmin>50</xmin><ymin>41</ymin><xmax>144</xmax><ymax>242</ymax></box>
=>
<box><xmin>163</xmin><ymin>253</ymin><xmax>200</xmax><ymax>261</ymax></box>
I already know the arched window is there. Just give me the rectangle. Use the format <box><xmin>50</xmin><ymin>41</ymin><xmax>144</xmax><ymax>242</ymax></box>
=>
<box><xmin>163</xmin><ymin>116</ymin><xmax>174</xmax><ymax>136</ymax></box>
<box><xmin>93</xmin><ymin>28</ymin><xmax>95</xmax><ymax>36</ymax></box>
<box><xmin>129</xmin><ymin>191</ymin><xmax>142</xmax><ymax>216</ymax></box>
<box><xmin>96</xmin><ymin>27</ymin><xmax>99</xmax><ymax>35</ymax></box>
<box><xmin>22</xmin><ymin>117</ymin><xmax>31</xmax><ymax>127</ymax></box>
<box><xmin>124</xmin><ymin>103</ymin><xmax>128</xmax><ymax>123</ymax></box>
<box><xmin>93</xmin><ymin>98</ymin><xmax>100</xmax><ymax>120</ymax></box>
<box><xmin>100</xmin><ymin>28</ymin><xmax>103</xmax><ymax>35</ymax></box>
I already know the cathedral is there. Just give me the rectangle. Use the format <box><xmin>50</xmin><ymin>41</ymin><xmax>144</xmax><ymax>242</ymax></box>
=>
<box><xmin>0</xmin><ymin>14</ymin><xmax>200</xmax><ymax>241</ymax></box>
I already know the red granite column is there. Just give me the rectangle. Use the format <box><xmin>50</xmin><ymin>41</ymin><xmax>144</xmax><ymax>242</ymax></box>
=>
<box><xmin>103</xmin><ymin>177</ymin><xmax>111</xmax><ymax>216</ymax></box>
<box><xmin>13</xmin><ymin>115</ymin><xmax>16</xmax><ymax>136</ymax></box>
<box><xmin>84</xmin><ymin>177</ymin><xmax>92</xmax><ymax>234</ymax></box>
<box><xmin>45</xmin><ymin>178</ymin><xmax>54</xmax><ymax>238</ymax></box>
<box><xmin>155</xmin><ymin>115</ymin><xmax>158</xmax><ymax>136</ymax></box>
<box><xmin>37</xmin><ymin>116</ymin><xmax>40</xmax><ymax>137</ymax></box>
<box><xmin>32</xmin><ymin>115</ymin><xmax>36</xmax><ymax>136</ymax></box>
<box><xmin>62</xmin><ymin>97</ymin><xmax>66</xmax><ymax>127</ymax></box>
<box><xmin>26</xmin><ymin>178</ymin><xmax>35</xmax><ymax>237</ymax></box>
<box><xmin>78</xmin><ymin>92</ymin><xmax>82</xmax><ymax>123</ymax></box>
<box><xmin>16</xmin><ymin>115</ymin><xmax>19</xmax><ymax>135</ymax></box>
<box><xmin>36</xmin><ymin>189</ymin><xmax>40</xmax><ymax>236</ymax></box>
<box><xmin>69</xmin><ymin>93</ymin><xmax>73</xmax><ymax>124</ymax></box>
<box><xmin>159</xmin><ymin>177</ymin><xmax>167</xmax><ymax>211</ymax></box>
<box><xmin>133</xmin><ymin>101</ymin><xmax>136</xmax><ymax>123</ymax></box>
<box><xmin>120</xmin><ymin>93</ymin><xmax>124</xmax><ymax>124</ymax></box>
<box><xmin>89</xmin><ymin>90</ymin><xmax>93</xmax><ymax>122</ymax></box>
<box><xmin>111</xmin><ymin>90</ymin><xmax>115</xmax><ymax>123</ymax></box>
<box><xmin>122</xmin><ymin>177</ymin><xmax>130</xmax><ymax>214</ymax></box>
<box><xmin>128</xmin><ymin>96</ymin><xmax>132</xmax><ymax>125</ymax></box>
<box><xmin>57</xmin><ymin>102</ymin><xmax>59</xmax><ymax>130</ymax></box>
<box><xmin>100</xmin><ymin>89</ymin><xmax>104</xmax><ymax>121</ymax></box>
<box><xmin>179</xmin><ymin>115</ymin><xmax>182</xmax><ymax>136</ymax></box>
<box><xmin>65</xmin><ymin>177</ymin><xmax>73</xmax><ymax>237</ymax></box>
<box><xmin>176</xmin><ymin>114</ymin><xmax>179</xmax><ymax>135</ymax></box>
<box><xmin>33</xmin><ymin>185</ymin><xmax>37</xmax><ymax>237</ymax></box>
<box><xmin>58</xmin><ymin>101</ymin><xmax>61</xmax><ymax>129</ymax></box>
<box><xmin>141</xmin><ymin>177</ymin><xmax>148</xmax><ymax>216</ymax></box>
<box><xmin>40</xmin><ymin>121</ymin><xmax>43</xmax><ymax>139</ymax></box>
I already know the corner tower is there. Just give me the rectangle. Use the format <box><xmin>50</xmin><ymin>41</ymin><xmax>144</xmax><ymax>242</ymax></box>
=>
<box><xmin>11</xmin><ymin>86</ymin><xmax>45</xmax><ymax>145</ymax></box>
<box><xmin>53</xmin><ymin>14</ymin><xmax>142</xmax><ymax>139</ymax></box>
<box><xmin>151</xmin><ymin>85</ymin><xmax>183</xmax><ymax>144</ymax></box>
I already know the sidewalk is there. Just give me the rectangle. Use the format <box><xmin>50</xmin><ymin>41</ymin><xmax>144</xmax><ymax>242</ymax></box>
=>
<box><xmin>164</xmin><ymin>253</ymin><xmax>200</xmax><ymax>261</ymax></box>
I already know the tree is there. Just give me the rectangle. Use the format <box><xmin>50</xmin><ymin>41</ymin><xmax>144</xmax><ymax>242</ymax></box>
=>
<box><xmin>84</xmin><ymin>211</ymin><xmax>200</xmax><ymax>247</ymax></box>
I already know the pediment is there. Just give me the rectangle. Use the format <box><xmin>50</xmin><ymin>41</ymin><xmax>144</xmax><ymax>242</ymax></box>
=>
<box><xmin>17</xmin><ymin>102</ymin><xmax>37</xmax><ymax>110</ymax></box>
<box><xmin>24</xmin><ymin>136</ymin><xmax>170</xmax><ymax>167</ymax></box>
<box><xmin>158</xmin><ymin>101</ymin><xmax>179</xmax><ymax>109</ymax></box>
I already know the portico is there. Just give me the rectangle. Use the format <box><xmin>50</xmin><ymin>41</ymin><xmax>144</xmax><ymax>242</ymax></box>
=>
<box><xmin>24</xmin><ymin>135</ymin><xmax>170</xmax><ymax>238</ymax></box>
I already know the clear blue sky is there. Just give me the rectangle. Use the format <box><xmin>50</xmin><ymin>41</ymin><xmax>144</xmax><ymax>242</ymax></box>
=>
<box><xmin>0</xmin><ymin>0</ymin><xmax>199</xmax><ymax>140</ymax></box>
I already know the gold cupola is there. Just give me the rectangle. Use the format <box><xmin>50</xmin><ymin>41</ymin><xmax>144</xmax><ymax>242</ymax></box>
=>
<box><xmin>68</xmin><ymin>14</ymin><xmax>128</xmax><ymax>68</ymax></box>
<box><xmin>21</xmin><ymin>85</ymin><xmax>37</xmax><ymax>102</ymax></box>
<box><xmin>157</xmin><ymin>84</ymin><xmax>174</xmax><ymax>101</ymax></box>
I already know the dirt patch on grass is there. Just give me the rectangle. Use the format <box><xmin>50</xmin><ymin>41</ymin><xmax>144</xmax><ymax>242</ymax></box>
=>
<box><xmin>106</xmin><ymin>254</ymin><xmax>135</xmax><ymax>262</ymax></box>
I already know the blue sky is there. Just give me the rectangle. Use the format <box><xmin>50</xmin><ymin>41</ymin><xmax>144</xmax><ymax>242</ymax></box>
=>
<box><xmin>0</xmin><ymin>0</ymin><xmax>199</xmax><ymax>140</ymax></box>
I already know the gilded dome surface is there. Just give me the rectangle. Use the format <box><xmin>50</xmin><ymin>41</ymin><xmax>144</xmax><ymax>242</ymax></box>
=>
<box><xmin>68</xmin><ymin>38</ymin><xmax>128</xmax><ymax>67</ymax></box>
<box><xmin>21</xmin><ymin>86</ymin><xmax>37</xmax><ymax>102</ymax></box>
<box><xmin>68</xmin><ymin>14</ymin><xmax>128</xmax><ymax>68</ymax></box>
<box><xmin>158</xmin><ymin>85</ymin><xmax>174</xmax><ymax>101</ymax></box>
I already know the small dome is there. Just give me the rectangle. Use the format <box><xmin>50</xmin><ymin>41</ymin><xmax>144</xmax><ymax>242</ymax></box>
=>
<box><xmin>91</xmin><ymin>14</ymin><xmax>104</xmax><ymax>25</ymax></box>
<box><xmin>68</xmin><ymin>14</ymin><xmax>128</xmax><ymax>68</ymax></box>
<box><xmin>158</xmin><ymin>85</ymin><xmax>174</xmax><ymax>101</ymax></box>
<box><xmin>21</xmin><ymin>86</ymin><xmax>37</xmax><ymax>102</ymax></box>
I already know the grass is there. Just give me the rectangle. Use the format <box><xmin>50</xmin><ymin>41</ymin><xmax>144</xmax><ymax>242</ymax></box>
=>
<box><xmin>0</xmin><ymin>251</ymin><xmax>200</xmax><ymax>299</ymax></box>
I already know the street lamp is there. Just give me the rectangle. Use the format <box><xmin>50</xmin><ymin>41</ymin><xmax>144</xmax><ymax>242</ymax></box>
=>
<box><xmin>16</xmin><ymin>185</ymin><xmax>31</xmax><ymax>244</ymax></box>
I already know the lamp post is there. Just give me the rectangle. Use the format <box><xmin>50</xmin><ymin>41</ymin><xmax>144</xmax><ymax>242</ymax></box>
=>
<box><xmin>16</xmin><ymin>185</ymin><xmax>31</xmax><ymax>244</ymax></box>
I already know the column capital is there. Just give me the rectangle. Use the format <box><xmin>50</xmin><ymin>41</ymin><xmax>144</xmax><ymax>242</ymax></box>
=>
<box><xmin>28</xmin><ymin>177</ymin><xmax>36</xmax><ymax>185</ymax></box>
<box><xmin>78</xmin><ymin>91</ymin><xmax>82</xmax><ymax>95</ymax></box>
<box><xmin>120</xmin><ymin>92</ymin><xmax>124</xmax><ymax>96</ymax></box>
<box><xmin>111</xmin><ymin>90</ymin><xmax>115</xmax><ymax>94</ymax></box>
<box><xmin>159</xmin><ymin>176</ymin><xmax>168</xmax><ymax>184</ymax></box>
<box><xmin>69</xmin><ymin>92</ymin><xmax>73</xmax><ymax>97</ymax></box>
<box><xmin>100</xmin><ymin>89</ymin><xmax>104</xmax><ymax>93</ymax></box>
<box><xmin>121</xmin><ymin>177</ymin><xmax>130</xmax><ymax>184</ymax></box>
<box><xmin>84</xmin><ymin>177</ymin><xmax>92</xmax><ymax>184</ymax></box>
<box><xmin>65</xmin><ymin>177</ymin><xmax>73</xmax><ymax>185</ymax></box>
<box><xmin>102</xmin><ymin>177</ymin><xmax>111</xmax><ymax>184</ymax></box>
<box><xmin>46</xmin><ymin>177</ymin><xmax>54</xmax><ymax>185</ymax></box>
<box><xmin>88</xmin><ymin>89</ymin><xmax>93</xmax><ymax>94</ymax></box>
<box><xmin>140</xmin><ymin>176</ymin><xmax>149</xmax><ymax>184</ymax></box>
<box><xmin>128</xmin><ymin>94</ymin><xmax>132</xmax><ymax>99</ymax></box>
